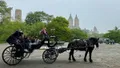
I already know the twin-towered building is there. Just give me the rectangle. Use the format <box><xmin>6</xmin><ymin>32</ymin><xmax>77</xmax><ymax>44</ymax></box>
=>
<box><xmin>68</xmin><ymin>14</ymin><xmax>99</xmax><ymax>34</ymax></box>
<box><xmin>4</xmin><ymin>8</ymin><xmax>22</xmax><ymax>22</ymax></box>
<box><xmin>15</xmin><ymin>9</ymin><xmax>22</xmax><ymax>21</ymax></box>
<box><xmin>68</xmin><ymin>14</ymin><xmax>80</xmax><ymax>29</ymax></box>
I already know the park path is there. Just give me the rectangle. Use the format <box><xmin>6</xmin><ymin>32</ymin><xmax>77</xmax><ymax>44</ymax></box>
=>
<box><xmin>0</xmin><ymin>43</ymin><xmax>120</xmax><ymax>68</ymax></box>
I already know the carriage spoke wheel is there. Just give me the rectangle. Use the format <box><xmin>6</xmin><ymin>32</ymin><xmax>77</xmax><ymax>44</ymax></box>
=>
<box><xmin>42</xmin><ymin>49</ymin><xmax>58</xmax><ymax>64</ymax></box>
<box><xmin>2</xmin><ymin>46</ymin><xmax>23</xmax><ymax>66</ymax></box>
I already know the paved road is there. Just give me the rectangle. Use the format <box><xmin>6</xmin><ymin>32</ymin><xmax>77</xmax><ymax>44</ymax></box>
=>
<box><xmin>0</xmin><ymin>43</ymin><xmax>120</xmax><ymax>68</ymax></box>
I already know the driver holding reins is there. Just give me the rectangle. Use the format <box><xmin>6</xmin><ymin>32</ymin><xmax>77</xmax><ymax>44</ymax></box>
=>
<box><xmin>40</xmin><ymin>27</ymin><xmax>50</xmax><ymax>47</ymax></box>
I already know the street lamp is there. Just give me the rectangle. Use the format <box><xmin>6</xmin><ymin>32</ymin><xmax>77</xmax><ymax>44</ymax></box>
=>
<box><xmin>50</xmin><ymin>28</ymin><xmax>55</xmax><ymax>37</ymax></box>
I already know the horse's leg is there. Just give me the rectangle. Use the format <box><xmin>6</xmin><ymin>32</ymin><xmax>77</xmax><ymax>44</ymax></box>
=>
<box><xmin>68</xmin><ymin>49</ymin><xmax>72</xmax><ymax>61</ymax></box>
<box><xmin>88</xmin><ymin>47</ymin><xmax>94</xmax><ymax>63</ymax></box>
<box><xmin>71</xmin><ymin>49</ymin><xmax>76</xmax><ymax>61</ymax></box>
<box><xmin>84</xmin><ymin>48</ymin><xmax>89</xmax><ymax>62</ymax></box>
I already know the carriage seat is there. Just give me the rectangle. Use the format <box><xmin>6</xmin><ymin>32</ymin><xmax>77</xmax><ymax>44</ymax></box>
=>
<box><xmin>28</xmin><ymin>39</ymin><xmax>42</xmax><ymax>50</ymax></box>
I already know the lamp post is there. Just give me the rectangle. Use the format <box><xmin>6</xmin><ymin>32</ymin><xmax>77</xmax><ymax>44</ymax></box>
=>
<box><xmin>50</xmin><ymin>28</ymin><xmax>55</xmax><ymax>37</ymax></box>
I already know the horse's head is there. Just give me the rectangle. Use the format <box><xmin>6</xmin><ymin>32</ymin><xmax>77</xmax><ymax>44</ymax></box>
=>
<box><xmin>89</xmin><ymin>37</ymin><xmax>99</xmax><ymax>48</ymax></box>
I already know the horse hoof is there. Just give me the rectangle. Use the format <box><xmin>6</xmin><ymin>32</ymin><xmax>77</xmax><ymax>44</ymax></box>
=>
<box><xmin>73</xmin><ymin>59</ymin><xmax>76</xmax><ymax>62</ymax></box>
<box><xmin>90</xmin><ymin>61</ymin><xmax>93</xmax><ymax>63</ymax></box>
<box><xmin>84</xmin><ymin>59</ymin><xmax>87</xmax><ymax>62</ymax></box>
<box><xmin>89</xmin><ymin>59</ymin><xmax>93</xmax><ymax>63</ymax></box>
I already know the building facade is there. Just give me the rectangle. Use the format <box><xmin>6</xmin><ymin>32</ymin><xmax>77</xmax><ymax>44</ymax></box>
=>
<box><xmin>93</xmin><ymin>26</ymin><xmax>99</xmax><ymax>33</ymax></box>
<box><xmin>5</xmin><ymin>7</ymin><xmax>12</xmax><ymax>21</ymax></box>
<box><xmin>74</xmin><ymin>15</ymin><xmax>79</xmax><ymax>28</ymax></box>
<box><xmin>68</xmin><ymin>14</ymin><xmax>80</xmax><ymax>29</ymax></box>
<box><xmin>15</xmin><ymin>9</ymin><xmax>22</xmax><ymax>21</ymax></box>
<box><xmin>68</xmin><ymin>14</ymin><xmax>73</xmax><ymax>28</ymax></box>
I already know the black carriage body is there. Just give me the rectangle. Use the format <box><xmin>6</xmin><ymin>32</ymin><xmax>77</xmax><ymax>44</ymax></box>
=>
<box><xmin>6</xmin><ymin>30</ymin><xmax>23</xmax><ymax>45</ymax></box>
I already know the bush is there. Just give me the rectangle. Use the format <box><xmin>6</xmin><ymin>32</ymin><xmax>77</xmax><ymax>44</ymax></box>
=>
<box><xmin>71</xmin><ymin>28</ymin><xmax>88</xmax><ymax>40</ymax></box>
<box><xmin>104</xmin><ymin>29</ymin><xmax>120</xmax><ymax>43</ymax></box>
<box><xmin>0</xmin><ymin>22</ymin><xmax>45</xmax><ymax>43</ymax></box>
<box><xmin>0</xmin><ymin>19</ymin><xmax>88</xmax><ymax>43</ymax></box>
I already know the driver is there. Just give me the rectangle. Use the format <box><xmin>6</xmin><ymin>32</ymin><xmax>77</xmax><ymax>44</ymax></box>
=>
<box><xmin>40</xmin><ymin>27</ymin><xmax>50</xmax><ymax>47</ymax></box>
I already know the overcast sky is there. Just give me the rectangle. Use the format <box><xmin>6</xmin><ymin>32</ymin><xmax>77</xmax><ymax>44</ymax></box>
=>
<box><xmin>5</xmin><ymin>0</ymin><xmax>120</xmax><ymax>33</ymax></box>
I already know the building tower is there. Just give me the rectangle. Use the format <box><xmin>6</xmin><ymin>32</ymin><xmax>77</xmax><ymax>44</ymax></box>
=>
<box><xmin>15</xmin><ymin>9</ymin><xmax>22</xmax><ymax>21</ymax></box>
<box><xmin>1</xmin><ymin>7</ymin><xmax>12</xmax><ymax>21</ymax></box>
<box><xmin>68</xmin><ymin>14</ymin><xmax>73</xmax><ymax>29</ymax></box>
<box><xmin>93</xmin><ymin>26</ymin><xmax>98</xmax><ymax>33</ymax></box>
<box><xmin>6</xmin><ymin>7</ymin><xmax>12</xmax><ymax>21</ymax></box>
<box><xmin>74</xmin><ymin>15</ymin><xmax>79</xmax><ymax>28</ymax></box>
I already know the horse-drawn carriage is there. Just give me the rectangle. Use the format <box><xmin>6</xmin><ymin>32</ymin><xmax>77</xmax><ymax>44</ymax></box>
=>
<box><xmin>2</xmin><ymin>31</ymin><xmax>99</xmax><ymax>66</ymax></box>
<box><xmin>2</xmin><ymin>30</ymin><xmax>62</xmax><ymax>65</ymax></box>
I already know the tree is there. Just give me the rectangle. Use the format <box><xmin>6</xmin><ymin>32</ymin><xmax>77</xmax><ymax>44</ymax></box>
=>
<box><xmin>47</xmin><ymin>22</ymin><xmax>72</xmax><ymax>41</ymax></box>
<box><xmin>104</xmin><ymin>27</ymin><xmax>120</xmax><ymax>43</ymax></box>
<box><xmin>25</xmin><ymin>11</ymin><xmax>54</xmax><ymax>24</ymax></box>
<box><xmin>71</xmin><ymin>29</ymin><xmax>88</xmax><ymax>39</ymax></box>
<box><xmin>114</xmin><ymin>26</ymin><xmax>118</xmax><ymax>30</ymax></box>
<box><xmin>0</xmin><ymin>0</ymin><xmax>12</xmax><ymax>24</ymax></box>
<box><xmin>25</xmin><ymin>22</ymin><xmax>45</xmax><ymax>38</ymax></box>
<box><xmin>0</xmin><ymin>21</ymin><xmax>45</xmax><ymax>43</ymax></box>
<box><xmin>25</xmin><ymin>12</ymin><xmax>35</xmax><ymax>24</ymax></box>
<box><xmin>46</xmin><ymin>16</ymin><xmax>88</xmax><ymax>41</ymax></box>
<box><xmin>46</xmin><ymin>17</ymin><xmax>72</xmax><ymax>41</ymax></box>
<box><xmin>51</xmin><ymin>16</ymin><xmax>69</xmax><ymax>27</ymax></box>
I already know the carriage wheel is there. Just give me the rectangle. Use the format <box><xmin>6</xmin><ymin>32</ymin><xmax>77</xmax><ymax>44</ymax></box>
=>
<box><xmin>42</xmin><ymin>49</ymin><xmax>58</xmax><ymax>64</ymax></box>
<box><xmin>2</xmin><ymin>46</ymin><xmax>23</xmax><ymax>66</ymax></box>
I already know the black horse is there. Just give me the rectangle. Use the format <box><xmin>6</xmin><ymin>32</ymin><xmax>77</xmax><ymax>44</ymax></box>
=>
<box><xmin>67</xmin><ymin>37</ymin><xmax>99</xmax><ymax>63</ymax></box>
